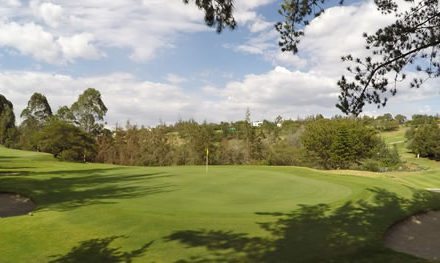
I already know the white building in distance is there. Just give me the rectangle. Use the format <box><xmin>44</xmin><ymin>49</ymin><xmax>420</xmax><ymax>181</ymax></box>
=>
<box><xmin>252</xmin><ymin>121</ymin><xmax>263</xmax><ymax>127</ymax></box>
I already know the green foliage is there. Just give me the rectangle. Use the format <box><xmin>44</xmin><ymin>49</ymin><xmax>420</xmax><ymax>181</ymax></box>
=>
<box><xmin>0</xmin><ymin>94</ymin><xmax>17</xmax><ymax>147</ymax></box>
<box><xmin>301</xmin><ymin>118</ymin><xmax>399</xmax><ymax>170</ymax></box>
<box><xmin>93</xmin><ymin>116</ymin><xmax>404</xmax><ymax>171</ymax></box>
<box><xmin>141</xmin><ymin>126</ymin><xmax>173</xmax><ymax>166</ymax></box>
<box><xmin>71</xmin><ymin>88</ymin><xmax>108</xmax><ymax>135</ymax></box>
<box><xmin>174</xmin><ymin>120</ymin><xmax>216</xmax><ymax>165</ymax></box>
<box><xmin>376</xmin><ymin>143</ymin><xmax>400</xmax><ymax>167</ymax></box>
<box><xmin>95</xmin><ymin>123</ymin><xmax>174</xmax><ymax>166</ymax></box>
<box><xmin>361</xmin><ymin>144</ymin><xmax>401</xmax><ymax>172</ymax></box>
<box><xmin>1</xmin><ymin>89</ymin><xmax>411</xmax><ymax>172</ymax></box>
<box><xmin>394</xmin><ymin>114</ymin><xmax>407</xmax><ymax>125</ymax></box>
<box><xmin>37</xmin><ymin>119</ymin><xmax>96</xmax><ymax>162</ymax></box>
<box><xmin>301</xmin><ymin>119</ymin><xmax>335</xmax><ymax>169</ymax></box>
<box><xmin>19</xmin><ymin>93</ymin><xmax>53</xmax><ymax>150</ymax></box>
<box><xmin>407</xmin><ymin>123</ymin><xmax>440</xmax><ymax>160</ymax></box>
<box><xmin>56</xmin><ymin>106</ymin><xmax>76</xmax><ymax>124</ymax></box>
<box><xmin>58</xmin><ymin>149</ymin><xmax>84</xmax><ymax>162</ymax></box>
<box><xmin>20</xmin><ymin>92</ymin><xmax>52</xmax><ymax>124</ymax></box>
<box><xmin>267</xmin><ymin>141</ymin><xmax>302</xmax><ymax>166</ymax></box>
<box><xmin>217</xmin><ymin>139</ymin><xmax>247</xmax><ymax>164</ymax></box>
<box><xmin>273</xmin><ymin>0</ymin><xmax>440</xmax><ymax>115</ymax></box>
<box><xmin>408</xmin><ymin>114</ymin><xmax>439</xmax><ymax>127</ymax></box>
<box><xmin>182</xmin><ymin>0</ymin><xmax>236</xmax><ymax>33</ymax></box>
<box><xmin>373</xmin><ymin>113</ymin><xmax>399</xmax><ymax>131</ymax></box>
<box><xmin>17</xmin><ymin>119</ymin><xmax>40</xmax><ymax>151</ymax></box>
<box><xmin>187</xmin><ymin>0</ymin><xmax>438</xmax><ymax>115</ymax></box>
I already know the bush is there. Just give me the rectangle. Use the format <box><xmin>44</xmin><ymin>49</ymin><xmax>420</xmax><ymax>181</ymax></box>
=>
<box><xmin>37</xmin><ymin>119</ymin><xmax>96</xmax><ymax>162</ymax></box>
<box><xmin>361</xmin><ymin>159</ymin><xmax>381</xmax><ymax>172</ymax></box>
<box><xmin>301</xmin><ymin>118</ymin><xmax>400</xmax><ymax>170</ymax></box>
<box><xmin>407</xmin><ymin>123</ymin><xmax>440</xmax><ymax>160</ymax></box>
<box><xmin>267</xmin><ymin>142</ymin><xmax>298</xmax><ymax>166</ymax></box>
<box><xmin>59</xmin><ymin>149</ymin><xmax>82</xmax><ymax>162</ymax></box>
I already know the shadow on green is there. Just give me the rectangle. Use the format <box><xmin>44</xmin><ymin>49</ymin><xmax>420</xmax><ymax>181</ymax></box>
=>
<box><xmin>166</xmin><ymin>188</ymin><xmax>439</xmax><ymax>262</ymax></box>
<box><xmin>0</xmin><ymin>168</ymin><xmax>175</xmax><ymax>211</ymax></box>
<box><xmin>49</xmin><ymin>236</ymin><xmax>154</xmax><ymax>263</ymax></box>
<box><xmin>0</xmin><ymin>171</ymin><xmax>32</xmax><ymax>176</ymax></box>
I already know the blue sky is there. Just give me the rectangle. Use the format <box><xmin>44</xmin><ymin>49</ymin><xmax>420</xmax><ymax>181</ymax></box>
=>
<box><xmin>0</xmin><ymin>0</ymin><xmax>438</xmax><ymax>126</ymax></box>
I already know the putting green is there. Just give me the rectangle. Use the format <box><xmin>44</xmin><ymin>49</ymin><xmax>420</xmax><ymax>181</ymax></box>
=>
<box><xmin>1</xmin><ymin>140</ymin><xmax>440</xmax><ymax>262</ymax></box>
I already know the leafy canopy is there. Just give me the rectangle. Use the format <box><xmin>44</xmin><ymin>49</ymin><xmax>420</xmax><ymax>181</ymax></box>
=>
<box><xmin>187</xmin><ymin>0</ymin><xmax>440</xmax><ymax>115</ymax></box>
<box><xmin>276</xmin><ymin>0</ymin><xmax>439</xmax><ymax>115</ymax></box>
<box><xmin>71</xmin><ymin>88</ymin><xmax>108</xmax><ymax>135</ymax></box>
<box><xmin>0</xmin><ymin>94</ymin><xmax>16</xmax><ymax>146</ymax></box>
<box><xmin>37</xmin><ymin>119</ymin><xmax>96</xmax><ymax>162</ymax></box>
<box><xmin>21</xmin><ymin>92</ymin><xmax>53</xmax><ymax>126</ymax></box>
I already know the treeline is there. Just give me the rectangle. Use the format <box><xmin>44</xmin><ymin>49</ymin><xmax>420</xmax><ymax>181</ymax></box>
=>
<box><xmin>0</xmin><ymin>90</ymin><xmax>438</xmax><ymax>170</ymax></box>
<box><xmin>92</xmin><ymin>116</ymin><xmax>402</xmax><ymax>172</ymax></box>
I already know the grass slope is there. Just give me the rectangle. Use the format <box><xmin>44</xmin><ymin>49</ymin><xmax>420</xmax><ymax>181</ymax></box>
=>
<box><xmin>1</xmin><ymin>129</ymin><xmax>440</xmax><ymax>262</ymax></box>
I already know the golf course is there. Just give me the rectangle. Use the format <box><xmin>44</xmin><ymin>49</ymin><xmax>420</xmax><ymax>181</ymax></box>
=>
<box><xmin>1</xmin><ymin>128</ymin><xmax>440</xmax><ymax>262</ymax></box>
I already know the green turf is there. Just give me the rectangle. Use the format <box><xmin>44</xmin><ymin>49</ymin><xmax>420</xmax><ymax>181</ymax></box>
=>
<box><xmin>1</xmin><ymin>129</ymin><xmax>440</xmax><ymax>262</ymax></box>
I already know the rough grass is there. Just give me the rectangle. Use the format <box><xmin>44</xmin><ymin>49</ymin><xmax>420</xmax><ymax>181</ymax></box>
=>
<box><xmin>1</xmin><ymin>127</ymin><xmax>440</xmax><ymax>262</ymax></box>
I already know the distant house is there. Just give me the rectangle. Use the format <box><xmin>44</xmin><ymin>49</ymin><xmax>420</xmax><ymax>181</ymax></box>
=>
<box><xmin>252</xmin><ymin>121</ymin><xmax>263</xmax><ymax>127</ymax></box>
<box><xmin>276</xmin><ymin>122</ymin><xmax>282</xmax><ymax>128</ymax></box>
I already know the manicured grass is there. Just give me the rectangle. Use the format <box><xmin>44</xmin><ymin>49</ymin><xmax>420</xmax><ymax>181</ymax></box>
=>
<box><xmin>1</xmin><ymin>132</ymin><xmax>440</xmax><ymax>262</ymax></box>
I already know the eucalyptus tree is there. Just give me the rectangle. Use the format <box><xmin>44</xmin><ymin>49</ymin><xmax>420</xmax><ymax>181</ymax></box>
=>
<box><xmin>0</xmin><ymin>95</ymin><xmax>16</xmax><ymax>146</ymax></box>
<box><xmin>19</xmin><ymin>93</ymin><xmax>53</xmax><ymax>149</ymax></box>
<box><xmin>56</xmin><ymin>106</ymin><xmax>75</xmax><ymax>124</ymax></box>
<box><xmin>21</xmin><ymin>93</ymin><xmax>52</xmax><ymax>126</ymax></box>
<box><xmin>70</xmin><ymin>88</ymin><xmax>108</xmax><ymax>135</ymax></box>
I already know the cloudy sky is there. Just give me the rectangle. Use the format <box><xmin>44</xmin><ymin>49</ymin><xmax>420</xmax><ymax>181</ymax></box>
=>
<box><xmin>0</xmin><ymin>0</ymin><xmax>438</xmax><ymax>126</ymax></box>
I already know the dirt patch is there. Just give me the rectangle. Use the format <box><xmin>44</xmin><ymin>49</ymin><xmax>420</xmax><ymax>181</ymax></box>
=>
<box><xmin>384</xmin><ymin>211</ymin><xmax>440</xmax><ymax>261</ymax></box>
<box><xmin>0</xmin><ymin>192</ymin><xmax>36</xmax><ymax>218</ymax></box>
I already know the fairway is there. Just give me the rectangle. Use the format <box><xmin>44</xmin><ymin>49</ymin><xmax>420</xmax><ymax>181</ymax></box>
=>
<box><xmin>1</xmin><ymin>141</ymin><xmax>440</xmax><ymax>262</ymax></box>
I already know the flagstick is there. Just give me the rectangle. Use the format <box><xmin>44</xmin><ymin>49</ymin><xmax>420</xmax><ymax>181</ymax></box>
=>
<box><xmin>205</xmin><ymin>147</ymin><xmax>209</xmax><ymax>175</ymax></box>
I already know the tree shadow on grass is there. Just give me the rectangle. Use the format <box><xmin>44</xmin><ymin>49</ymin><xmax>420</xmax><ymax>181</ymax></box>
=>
<box><xmin>0</xmin><ymin>168</ymin><xmax>175</xmax><ymax>211</ymax></box>
<box><xmin>49</xmin><ymin>236</ymin><xmax>153</xmax><ymax>263</ymax></box>
<box><xmin>0</xmin><ymin>170</ymin><xmax>32</xmax><ymax>176</ymax></box>
<box><xmin>166</xmin><ymin>188</ymin><xmax>439</xmax><ymax>262</ymax></box>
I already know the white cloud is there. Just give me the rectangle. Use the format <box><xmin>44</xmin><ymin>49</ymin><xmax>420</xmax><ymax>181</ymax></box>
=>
<box><xmin>0</xmin><ymin>0</ymin><xmax>206</xmax><ymax>63</ymax></box>
<box><xmin>207</xmin><ymin>66</ymin><xmax>339</xmax><ymax>119</ymax></box>
<box><xmin>298</xmin><ymin>1</ymin><xmax>395</xmax><ymax>75</ymax></box>
<box><xmin>1</xmin><ymin>0</ymin><xmax>21</xmax><ymax>7</ymax></box>
<box><xmin>211</xmin><ymin>67</ymin><xmax>440</xmax><ymax>121</ymax></box>
<box><xmin>0</xmin><ymin>71</ymin><xmax>195</xmax><ymax>125</ymax></box>
<box><xmin>0</xmin><ymin>0</ymin><xmax>437</xmax><ymax>124</ymax></box>
<box><xmin>166</xmin><ymin>74</ymin><xmax>187</xmax><ymax>85</ymax></box>
<box><xmin>272</xmin><ymin>52</ymin><xmax>308</xmax><ymax>69</ymax></box>
<box><xmin>229</xmin><ymin>29</ymin><xmax>278</xmax><ymax>55</ymax></box>
<box><xmin>0</xmin><ymin>20</ymin><xmax>101</xmax><ymax>63</ymax></box>
<box><xmin>0</xmin><ymin>21</ymin><xmax>60</xmax><ymax>63</ymax></box>
<box><xmin>34</xmin><ymin>2</ymin><xmax>64</xmax><ymax>28</ymax></box>
<box><xmin>229</xmin><ymin>1</ymin><xmax>395</xmax><ymax>74</ymax></box>
<box><xmin>0</xmin><ymin>0</ymin><xmax>276</xmax><ymax>64</ymax></box>
<box><xmin>248</xmin><ymin>17</ymin><xmax>273</xmax><ymax>33</ymax></box>
<box><xmin>222</xmin><ymin>0</ymin><xmax>439</xmax><ymax>117</ymax></box>
<box><xmin>0</xmin><ymin>69</ymin><xmax>438</xmax><ymax>126</ymax></box>
<box><xmin>57</xmin><ymin>33</ymin><xmax>102</xmax><ymax>61</ymax></box>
